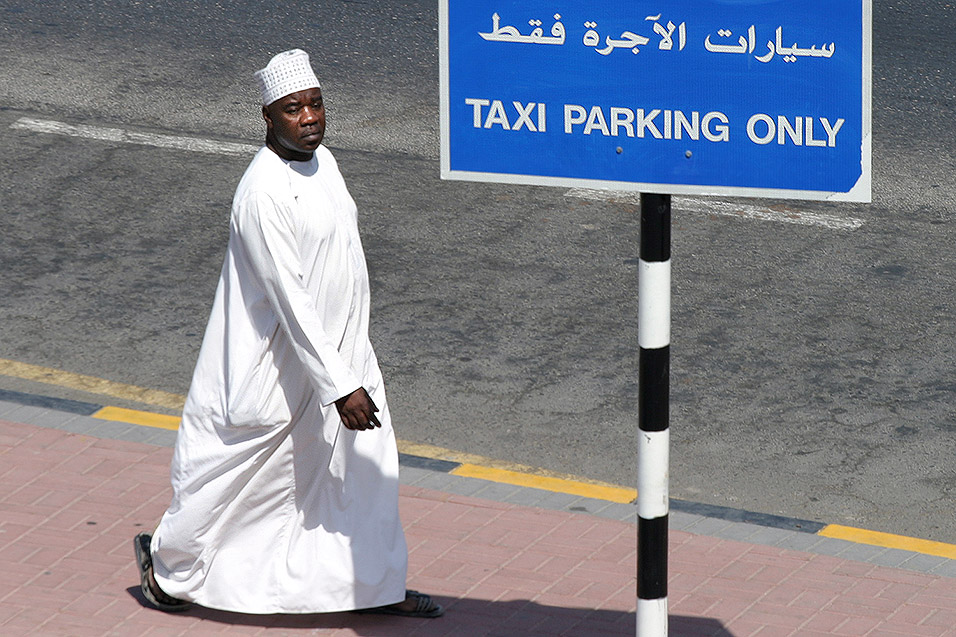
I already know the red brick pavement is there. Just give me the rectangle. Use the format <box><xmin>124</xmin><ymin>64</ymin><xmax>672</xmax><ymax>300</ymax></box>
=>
<box><xmin>2</xmin><ymin>418</ymin><xmax>956</xmax><ymax>636</ymax></box>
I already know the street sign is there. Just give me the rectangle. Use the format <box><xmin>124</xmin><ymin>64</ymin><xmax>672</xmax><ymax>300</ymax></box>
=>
<box><xmin>440</xmin><ymin>1</ymin><xmax>871</xmax><ymax>202</ymax></box>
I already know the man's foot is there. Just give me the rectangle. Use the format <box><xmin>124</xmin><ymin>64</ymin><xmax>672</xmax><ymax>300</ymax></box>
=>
<box><xmin>355</xmin><ymin>590</ymin><xmax>444</xmax><ymax>618</ymax></box>
<box><xmin>133</xmin><ymin>533</ymin><xmax>192</xmax><ymax>612</ymax></box>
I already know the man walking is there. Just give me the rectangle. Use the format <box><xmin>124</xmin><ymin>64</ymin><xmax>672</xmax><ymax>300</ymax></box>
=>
<box><xmin>133</xmin><ymin>49</ymin><xmax>442</xmax><ymax>619</ymax></box>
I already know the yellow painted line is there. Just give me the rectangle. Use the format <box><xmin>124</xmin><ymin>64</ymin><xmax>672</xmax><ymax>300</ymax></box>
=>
<box><xmin>92</xmin><ymin>406</ymin><xmax>181</xmax><ymax>431</ymax></box>
<box><xmin>0</xmin><ymin>358</ymin><xmax>186</xmax><ymax>411</ymax></box>
<box><xmin>452</xmin><ymin>463</ymin><xmax>637</xmax><ymax>503</ymax></box>
<box><xmin>398</xmin><ymin>440</ymin><xmax>634</xmax><ymax>492</ymax></box>
<box><xmin>819</xmin><ymin>524</ymin><xmax>956</xmax><ymax>560</ymax></box>
<box><xmin>398</xmin><ymin>440</ymin><xmax>523</xmax><ymax>468</ymax></box>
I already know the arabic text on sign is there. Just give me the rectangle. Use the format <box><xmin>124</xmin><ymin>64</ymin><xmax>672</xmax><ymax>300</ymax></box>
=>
<box><xmin>478</xmin><ymin>13</ymin><xmax>836</xmax><ymax>63</ymax></box>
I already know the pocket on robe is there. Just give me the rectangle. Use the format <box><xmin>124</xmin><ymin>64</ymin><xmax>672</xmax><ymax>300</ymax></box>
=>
<box><xmin>225</xmin><ymin>326</ymin><xmax>293</xmax><ymax>428</ymax></box>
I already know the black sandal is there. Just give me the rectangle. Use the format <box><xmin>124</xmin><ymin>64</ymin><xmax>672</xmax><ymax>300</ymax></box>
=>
<box><xmin>354</xmin><ymin>589</ymin><xmax>444</xmax><ymax>618</ymax></box>
<box><xmin>133</xmin><ymin>533</ymin><xmax>192</xmax><ymax>612</ymax></box>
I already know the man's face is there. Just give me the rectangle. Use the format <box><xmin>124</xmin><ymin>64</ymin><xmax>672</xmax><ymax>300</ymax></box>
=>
<box><xmin>263</xmin><ymin>87</ymin><xmax>325</xmax><ymax>161</ymax></box>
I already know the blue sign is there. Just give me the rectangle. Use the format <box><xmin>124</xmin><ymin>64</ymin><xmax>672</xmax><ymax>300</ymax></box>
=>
<box><xmin>440</xmin><ymin>1</ymin><xmax>871</xmax><ymax>201</ymax></box>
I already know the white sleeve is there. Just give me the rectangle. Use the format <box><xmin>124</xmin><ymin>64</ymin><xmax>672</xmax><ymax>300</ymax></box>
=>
<box><xmin>233</xmin><ymin>190</ymin><xmax>360</xmax><ymax>406</ymax></box>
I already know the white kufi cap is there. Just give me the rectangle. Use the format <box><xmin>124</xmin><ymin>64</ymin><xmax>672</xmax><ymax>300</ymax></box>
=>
<box><xmin>254</xmin><ymin>49</ymin><xmax>321</xmax><ymax>106</ymax></box>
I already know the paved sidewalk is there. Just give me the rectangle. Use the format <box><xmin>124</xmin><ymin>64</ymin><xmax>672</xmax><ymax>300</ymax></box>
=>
<box><xmin>2</xmin><ymin>398</ymin><xmax>956</xmax><ymax>635</ymax></box>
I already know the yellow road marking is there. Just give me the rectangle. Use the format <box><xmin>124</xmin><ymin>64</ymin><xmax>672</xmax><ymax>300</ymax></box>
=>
<box><xmin>820</xmin><ymin>524</ymin><xmax>956</xmax><ymax>560</ymax></box>
<box><xmin>0</xmin><ymin>358</ymin><xmax>186</xmax><ymax>411</ymax></box>
<box><xmin>399</xmin><ymin>440</ymin><xmax>635</xmax><ymax>493</ymax></box>
<box><xmin>452</xmin><ymin>463</ymin><xmax>637</xmax><ymax>503</ymax></box>
<box><xmin>92</xmin><ymin>406</ymin><xmax>181</xmax><ymax>431</ymax></box>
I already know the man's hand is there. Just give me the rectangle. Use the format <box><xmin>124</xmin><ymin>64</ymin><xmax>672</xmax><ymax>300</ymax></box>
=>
<box><xmin>334</xmin><ymin>388</ymin><xmax>381</xmax><ymax>431</ymax></box>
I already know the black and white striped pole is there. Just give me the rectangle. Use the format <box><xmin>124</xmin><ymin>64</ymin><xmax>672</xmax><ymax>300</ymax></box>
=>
<box><xmin>637</xmin><ymin>193</ymin><xmax>671</xmax><ymax>636</ymax></box>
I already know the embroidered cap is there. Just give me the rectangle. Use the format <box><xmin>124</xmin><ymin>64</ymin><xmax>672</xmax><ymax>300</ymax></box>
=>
<box><xmin>254</xmin><ymin>49</ymin><xmax>321</xmax><ymax>106</ymax></box>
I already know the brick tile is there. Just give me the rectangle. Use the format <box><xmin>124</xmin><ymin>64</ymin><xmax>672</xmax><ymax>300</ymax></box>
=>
<box><xmin>22</xmin><ymin>425</ymin><xmax>72</xmax><ymax>447</ymax></box>
<box><xmin>406</xmin><ymin>536</ymin><xmax>457</xmax><ymax>558</ymax></box>
<box><xmin>407</xmin><ymin>520</ymin><xmax>472</xmax><ymax>542</ymax></box>
<box><xmin>40</xmin><ymin>509</ymin><xmax>101</xmax><ymax>532</ymax></box>
<box><xmin>443</xmin><ymin>544</ymin><xmax>519</xmax><ymax>567</ymax></box>
<box><xmin>752</xmin><ymin>564</ymin><xmax>806</xmax><ymax>586</ymax></box>
<box><xmin>577</xmin><ymin>579</ymin><xmax>630</xmax><ymax>605</ymax></box>
<box><xmin>592</xmin><ymin>586</ymin><xmax>636</xmax><ymax>611</ymax></box>
<box><xmin>89</xmin><ymin>436</ymin><xmax>154</xmax><ymax>455</ymax></box>
<box><xmin>0</xmin><ymin>541</ymin><xmax>41</xmax><ymax>563</ymax></box>
<box><xmin>0</xmin><ymin>522</ymin><xmax>32</xmax><ymax>546</ymax></box>
<box><xmin>48</xmin><ymin>460</ymin><xmax>114</xmax><ymax>486</ymax></box>
<box><xmin>827</xmin><ymin>594</ymin><xmax>909</xmax><ymax>617</ymax></box>
<box><xmin>669</xmin><ymin>592</ymin><xmax>720</xmax><ymax>615</ymax></box>
<box><xmin>58</xmin><ymin>554</ymin><xmax>132</xmax><ymax>577</ymax></box>
<box><xmin>505</xmin><ymin>549</ymin><xmax>553</xmax><ymax>572</ymax></box>
<box><xmin>925</xmin><ymin>578</ymin><xmax>956</xmax><ymax>598</ymax></box>
<box><xmin>700</xmin><ymin>598</ymin><xmax>754</xmax><ymax>623</ymax></box>
<box><xmin>418</xmin><ymin>557</ymin><xmax>465</xmax><ymax>580</ymax></box>
<box><xmin>139</xmin><ymin>625</ymin><xmax>200</xmax><ymax>636</ymax></box>
<box><xmin>800</xmin><ymin>609</ymin><xmax>852</xmax><ymax>633</ymax></box>
<box><xmin>1</xmin><ymin>615</ymin><xmax>54</xmax><ymax>636</ymax></box>
<box><xmin>832</xmin><ymin>560</ymin><xmax>877</xmax><ymax>578</ymax></box>
<box><xmin>695</xmin><ymin>577</ymin><xmax>774</xmax><ymax>601</ymax></box>
<box><xmin>887</xmin><ymin>601</ymin><xmax>936</xmax><ymax>625</ymax></box>
<box><xmin>43</xmin><ymin>433</ymin><xmax>97</xmax><ymax>454</ymax></box>
<box><xmin>722</xmin><ymin>616</ymin><xmax>767</xmax><ymax>637</ymax></box>
<box><xmin>925</xmin><ymin>607</ymin><xmax>956</xmax><ymax>628</ymax></box>
<box><xmin>792</xmin><ymin>587</ymin><xmax>843</xmax><ymax>610</ymax></box>
<box><xmin>669</xmin><ymin>573</ymin><xmax>710</xmax><ymax>599</ymax></box>
<box><xmin>3</xmin><ymin>584</ymin><xmax>85</xmax><ymax>610</ymax></box>
<box><xmin>911</xmin><ymin>594</ymin><xmax>956</xmax><ymax>611</ymax></box>
<box><xmin>879</xmin><ymin>581</ymin><xmax>927</xmax><ymax>603</ymax></box>
<box><xmin>833</xmin><ymin>613</ymin><xmax>882</xmax><ymax>635</ymax></box>
<box><xmin>846</xmin><ymin>576</ymin><xmax>893</xmax><ymax>598</ymax></box>
<box><xmin>876</xmin><ymin>622</ymin><xmax>949</xmax><ymax>637</ymax></box>
<box><xmin>716</xmin><ymin>559</ymin><xmax>763</xmax><ymax>581</ymax></box>
<box><xmin>5</xmin><ymin>484</ymin><xmax>60</xmax><ymax>508</ymax></box>
<box><xmin>543</xmin><ymin>575</ymin><xmax>592</xmax><ymax>597</ymax></box>
<box><xmin>590</xmin><ymin>543</ymin><xmax>637</xmax><ymax>566</ymax></box>
<box><xmin>741</xmin><ymin>602</ymin><xmax>813</xmax><ymax>628</ymax></box>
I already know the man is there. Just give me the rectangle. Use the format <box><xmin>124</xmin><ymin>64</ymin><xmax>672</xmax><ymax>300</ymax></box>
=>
<box><xmin>133</xmin><ymin>49</ymin><xmax>442</xmax><ymax>619</ymax></box>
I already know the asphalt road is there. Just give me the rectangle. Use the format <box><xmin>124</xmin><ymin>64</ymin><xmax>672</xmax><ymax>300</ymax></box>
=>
<box><xmin>1</xmin><ymin>1</ymin><xmax>955</xmax><ymax>543</ymax></box>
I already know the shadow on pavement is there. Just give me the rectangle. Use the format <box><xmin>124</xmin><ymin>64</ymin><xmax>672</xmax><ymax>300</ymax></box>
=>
<box><xmin>130</xmin><ymin>587</ymin><xmax>733</xmax><ymax>635</ymax></box>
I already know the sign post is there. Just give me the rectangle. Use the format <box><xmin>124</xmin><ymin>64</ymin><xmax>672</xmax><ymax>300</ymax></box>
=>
<box><xmin>440</xmin><ymin>2</ymin><xmax>871</xmax><ymax>634</ymax></box>
<box><xmin>637</xmin><ymin>193</ymin><xmax>671</xmax><ymax>634</ymax></box>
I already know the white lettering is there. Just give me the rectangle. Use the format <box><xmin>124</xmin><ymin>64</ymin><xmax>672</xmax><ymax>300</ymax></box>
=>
<box><xmin>673</xmin><ymin>111</ymin><xmax>699</xmax><ymax>140</ymax></box>
<box><xmin>778</xmin><ymin>116</ymin><xmax>803</xmax><ymax>145</ymax></box>
<box><xmin>636</xmin><ymin>109</ymin><xmax>663</xmax><ymax>139</ymax></box>
<box><xmin>512</xmin><ymin>101</ymin><xmax>538</xmax><ymax>132</ymax></box>
<box><xmin>804</xmin><ymin>117</ymin><xmax>825</xmax><ymax>147</ymax></box>
<box><xmin>821</xmin><ymin>117</ymin><xmax>844</xmax><ymax>147</ymax></box>
<box><xmin>584</xmin><ymin>106</ymin><xmax>610</xmax><ymax>136</ymax></box>
<box><xmin>465</xmin><ymin>98</ymin><xmax>490</xmax><ymax>128</ymax></box>
<box><xmin>538</xmin><ymin>103</ymin><xmax>547</xmax><ymax>133</ymax></box>
<box><xmin>564</xmin><ymin>104</ymin><xmax>587</xmax><ymax>133</ymax></box>
<box><xmin>702</xmin><ymin>112</ymin><xmax>729</xmax><ymax>142</ymax></box>
<box><xmin>747</xmin><ymin>113</ymin><xmax>775</xmax><ymax>145</ymax></box>
<box><xmin>484</xmin><ymin>100</ymin><xmax>510</xmax><ymax>130</ymax></box>
<box><xmin>610</xmin><ymin>107</ymin><xmax>635</xmax><ymax>138</ymax></box>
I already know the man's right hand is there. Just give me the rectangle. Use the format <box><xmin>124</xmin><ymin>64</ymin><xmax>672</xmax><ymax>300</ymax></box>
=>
<box><xmin>334</xmin><ymin>388</ymin><xmax>381</xmax><ymax>431</ymax></box>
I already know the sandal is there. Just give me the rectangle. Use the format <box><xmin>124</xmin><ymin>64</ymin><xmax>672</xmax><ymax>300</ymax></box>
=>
<box><xmin>355</xmin><ymin>590</ymin><xmax>444</xmax><ymax>618</ymax></box>
<box><xmin>133</xmin><ymin>532</ymin><xmax>192</xmax><ymax>612</ymax></box>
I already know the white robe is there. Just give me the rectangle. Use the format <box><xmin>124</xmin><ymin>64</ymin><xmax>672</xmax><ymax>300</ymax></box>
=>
<box><xmin>151</xmin><ymin>145</ymin><xmax>408</xmax><ymax>614</ymax></box>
